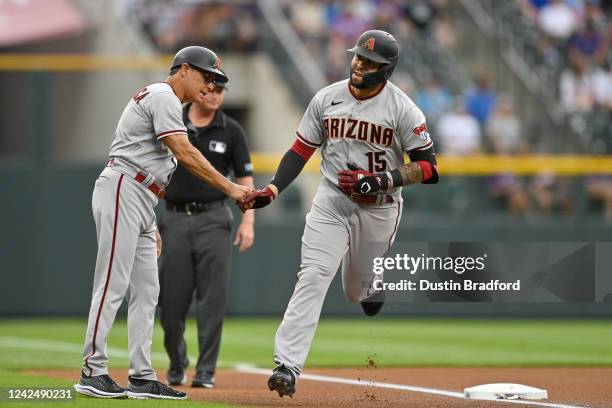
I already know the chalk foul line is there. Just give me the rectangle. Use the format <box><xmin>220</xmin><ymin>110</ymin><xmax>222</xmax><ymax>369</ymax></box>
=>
<box><xmin>235</xmin><ymin>365</ymin><xmax>586</xmax><ymax>408</ymax></box>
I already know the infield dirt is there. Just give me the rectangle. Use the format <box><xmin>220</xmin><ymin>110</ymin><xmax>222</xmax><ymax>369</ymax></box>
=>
<box><xmin>34</xmin><ymin>367</ymin><xmax>611</xmax><ymax>408</ymax></box>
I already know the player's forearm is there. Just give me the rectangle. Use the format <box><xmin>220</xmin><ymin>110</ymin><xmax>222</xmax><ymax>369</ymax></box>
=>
<box><xmin>236</xmin><ymin>176</ymin><xmax>255</xmax><ymax>223</ymax></box>
<box><xmin>394</xmin><ymin>162</ymin><xmax>423</xmax><ymax>186</ymax></box>
<box><xmin>270</xmin><ymin>149</ymin><xmax>308</xmax><ymax>193</ymax></box>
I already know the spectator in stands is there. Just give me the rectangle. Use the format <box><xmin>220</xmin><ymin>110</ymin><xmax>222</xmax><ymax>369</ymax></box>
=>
<box><xmin>436</xmin><ymin>99</ymin><xmax>482</xmax><ymax>155</ymax></box>
<box><xmin>485</xmin><ymin>95</ymin><xmax>526</xmax><ymax>155</ymax></box>
<box><xmin>403</xmin><ymin>0</ymin><xmax>438</xmax><ymax>34</ymax></box>
<box><xmin>465</xmin><ymin>73</ymin><xmax>497</xmax><ymax>126</ymax></box>
<box><xmin>329</xmin><ymin>2</ymin><xmax>369</xmax><ymax>44</ymax></box>
<box><xmin>583</xmin><ymin>0</ymin><xmax>607</xmax><ymax>29</ymax></box>
<box><xmin>568</xmin><ymin>19</ymin><xmax>607</xmax><ymax>65</ymax></box>
<box><xmin>529</xmin><ymin>0</ymin><xmax>551</xmax><ymax>12</ymax></box>
<box><xmin>585</xmin><ymin>175</ymin><xmax>612</xmax><ymax>222</ymax></box>
<box><xmin>538</xmin><ymin>0</ymin><xmax>579</xmax><ymax>40</ymax></box>
<box><xmin>288</xmin><ymin>0</ymin><xmax>326</xmax><ymax>40</ymax></box>
<box><xmin>434</xmin><ymin>10</ymin><xmax>457</xmax><ymax>49</ymax></box>
<box><xmin>485</xmin><ymin>96</ymin><xmax>530</xmax><ymax>215</ymax></box>
<box><xmin>593</xmin><ymin>61</ymin><xmax>612</xmax><ymax>110</ymax></box>
<box><xmin>536</xmin><ymin>33</ymin><xmax>563</xmax><ymax>67</ymax></box>
<box><xmin>489</xmin><ymin>174</ymin><xmax>531</xmax><ymax>215</ymax></box>
<box><xmin>370</xmin><ymin>1</ymin><xmax>399</xmax><ymax>35</ymax></box>
<box><xmin>325</xmin><ymin>33</ymin><xmax>348</xmax><ymax>83</ymax></box>
<box><xmin>415</xmin><ymin>76</ymin><xmax>453</xmax><ymax>128</ymax></box>
<box><xmin>560</xmin><ymin>53</ymin><xmax>597</xmax><ymax>113</ymax></box>
<box><xmin>529</xmin><ymin>172</ymin><xmax>573</xmax><ymax>215</ymax></box>
<box><xmin>123</xmin><ymin>1</ymin><xmax>257</xmax><ymax>53</ymax></box>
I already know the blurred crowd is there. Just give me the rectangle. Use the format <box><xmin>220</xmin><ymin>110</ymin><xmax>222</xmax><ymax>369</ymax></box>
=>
<box><xmin>117</xmin><ymin>0</ymin><xmax>258</xmax><ymax>52</ymax></box>
<box><xmin>511</xmin><ymin>0</ymin><xmax>612</xmax><ymax>219</ymax></box>
<box><xmin>116</xmin><ymin>0</ymin><xmax>611</xmax><ymax>221</ymax></box>
<box><xmin>518</xmin><ymin>0</ymin><xmax>612</xmax><ymax>151</ymax></box>
<box><xmin>278</xmin><ymin>0</ymin><xmax>456</xmax><ymax>83</ymax></box>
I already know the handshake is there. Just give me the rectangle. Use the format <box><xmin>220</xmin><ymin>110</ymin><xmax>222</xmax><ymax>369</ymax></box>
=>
<box><xmin>235</xmin><ymin>184</ymin><xmax>279</xmax><ymax>213</ymax></box>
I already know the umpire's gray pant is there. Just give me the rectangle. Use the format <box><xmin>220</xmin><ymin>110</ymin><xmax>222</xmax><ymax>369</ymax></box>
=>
<box><xmin>157</xmin><ymin>202</ymin><xmax>233</xmax><ymax>377</ymax></box>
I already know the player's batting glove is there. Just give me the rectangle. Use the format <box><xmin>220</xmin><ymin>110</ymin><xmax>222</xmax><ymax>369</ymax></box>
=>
<box><xmin>337</xmin><ymin>168</ymin><xmax>373</xmax><ymax>194</ymax></box>
<box><xmin>337</xmin><ymin>163</ymin><xmax>394</xmax><ymax>195</ymax></box>
<box><xmin>354</xmin><ymin>173</ymin><xmax>394</xmax><ymax>194</ymax></box>
<box><xmin>237</xmin><ymin>185</ymin><xmax>278</xmax><ymax>213</ymax></box>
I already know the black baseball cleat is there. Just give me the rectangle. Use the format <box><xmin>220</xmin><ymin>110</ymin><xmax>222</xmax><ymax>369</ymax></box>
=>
<box><xmin>191</xmin><ymin>373</ymin><xmax>215</xmax><ymax>388</ymax></box>
<box><xmin>73</xmin><ymin>371</ymin><xmax>127</xmax><ymax>398</ymax></box>
<box><xmin>166</xmin><ymin>367</ymin><xmax>187</xmax><ymax>386</ymax></box>
<box><xmin>267</xmin><ymin>366</ymin><xmax>296</xmax><ymax>398</ymax></box>
<box><xmin>127</xmin><ymin>377</ymin><xmax>187</xmax><ymax>400</ymax></box>
<box><xmin>361</xmin><ymin>291</ymin><xmax>385</xmax><ymax>316</ymax></box>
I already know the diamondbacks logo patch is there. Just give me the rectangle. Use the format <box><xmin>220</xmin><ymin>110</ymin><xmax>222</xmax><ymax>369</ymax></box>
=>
<box><xmin>412</xmin><ymin>123</ymin><xmax>430</xmax><ymax>142</ymax></box>
<box><xmin>362</xmin><ymin>37</ymin><xmax>375</xmax><ymax>51</ymax></box>
<box><xmin>214</xmin><ymin>58</ymin><xmax>222</xmax><ymax>69</ymax></box>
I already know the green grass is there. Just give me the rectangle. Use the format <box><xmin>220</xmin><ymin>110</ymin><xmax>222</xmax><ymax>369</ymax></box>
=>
<box><xmin>0</xmin><ymin>317</ymin><xmax>610</xmax><ymax>407</ymax></box>
<box><xmin>0</xmin><ymin>317</ymin><xmax>610</xmax><ymax>371</ymax></box>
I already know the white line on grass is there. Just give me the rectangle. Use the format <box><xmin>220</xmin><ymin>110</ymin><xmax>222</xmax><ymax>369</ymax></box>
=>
<box><xmin>235</xmin><ymin>365</ymin><xmax>586</xmax><ymax>408</ymax></box>
<box><xmin>0</xmin><ymin>336</ymin><xmax>204</xmax><ymax>366</ymax></box>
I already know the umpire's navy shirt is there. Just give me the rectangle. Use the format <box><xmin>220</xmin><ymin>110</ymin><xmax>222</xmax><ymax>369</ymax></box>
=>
<box><xmin>165</xmin><ymin>103</ymin><xmax>253</xmax><ymax>204</ymax></box>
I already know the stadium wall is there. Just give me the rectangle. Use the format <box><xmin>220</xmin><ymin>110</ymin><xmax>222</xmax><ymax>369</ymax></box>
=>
<box><xmin>0</xmin><ymin>165</ymin><xmax>610</xmax><ymax>317</ymax></box>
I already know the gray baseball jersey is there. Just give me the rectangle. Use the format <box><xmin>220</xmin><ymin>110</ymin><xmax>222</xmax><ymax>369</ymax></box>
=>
<box><xmin>110</xmin><ymin>82</ymin><xmax>187</xmax><ymax>186</ymax></box>
<box><xmin>274</xmin><ymin>79</ymin><xmax>433</xmax><ymax>376</ymax></box>
<box><xmin>79</xmin><ymin>82</ymin><xmax>186</xmax><ymax>382</ymax></box>
<box><xmin>297</xmin><ymin>79</ymin><xmax>432</xmax><ymax>202</ymax></box>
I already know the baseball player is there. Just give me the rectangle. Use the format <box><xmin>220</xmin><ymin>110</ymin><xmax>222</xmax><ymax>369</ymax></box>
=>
<box><xmin>74</xmin><ymin>46</ymin><xmax>251</xmax><ymax>400</ymax></box>
<box><xmin>240</xmin><ymin>30</ymin><xmax>439</xmax><ymax>398</ymax></box>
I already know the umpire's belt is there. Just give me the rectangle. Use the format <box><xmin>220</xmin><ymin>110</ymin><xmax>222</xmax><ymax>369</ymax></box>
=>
<box><xmin>106</xmin><ymin>157</ymin><xmax>166</xmax><ymax>198</ymax></box>
<box><xmin>166</xmin><ymin>200</ymin><xmax>225</xmax><ymax>215</ymax></box>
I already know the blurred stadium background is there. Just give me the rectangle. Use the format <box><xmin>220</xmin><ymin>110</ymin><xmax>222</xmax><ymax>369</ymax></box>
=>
<box><xmin>1</xmin><ymin>0</ymin><xmax>611</xmax><ymax>320</ymax></box>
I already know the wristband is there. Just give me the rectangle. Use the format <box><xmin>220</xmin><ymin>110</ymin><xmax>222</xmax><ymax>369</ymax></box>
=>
<box><xmin>389</xmin><ymin>169</ymin><xmax>402</xmax><ymax>188</ymax></box>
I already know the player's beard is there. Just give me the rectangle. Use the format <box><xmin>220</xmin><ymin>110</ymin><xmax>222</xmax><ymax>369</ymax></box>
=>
<box><xmin>350</xmin><ymin>69</ymin><xmax>368</xmax><ymax>89</ymax></box>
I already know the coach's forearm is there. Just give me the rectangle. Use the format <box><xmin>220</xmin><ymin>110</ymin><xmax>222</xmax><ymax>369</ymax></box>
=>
<box><xmin>163</xmin><ymin>134</ymin><xmax>234</xmax><ymax>194</ymax></box>
<box><xmin>177</xmin><ymin>145</ymin><xmax>232</xmax><ymax>194</ymax></box>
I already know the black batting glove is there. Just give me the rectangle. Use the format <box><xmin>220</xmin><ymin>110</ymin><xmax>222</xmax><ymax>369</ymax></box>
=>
<box><xmin>354</xmin><ymin>173</ymin><xmax>392</xmax><ymax>194</ymax></box>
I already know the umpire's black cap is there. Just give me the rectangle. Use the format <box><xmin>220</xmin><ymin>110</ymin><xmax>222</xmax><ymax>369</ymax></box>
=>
<box><xmin>171</xmin><ymin>46</ymin><xmax>229</xmax><ymax>84</ymax></box>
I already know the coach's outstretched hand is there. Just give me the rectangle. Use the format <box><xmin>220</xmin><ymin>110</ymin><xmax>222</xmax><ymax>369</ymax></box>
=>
<box><xmin>237</xmin><ymin>184</ymin><xmax>278</xmax><ymax>213</ymax></box>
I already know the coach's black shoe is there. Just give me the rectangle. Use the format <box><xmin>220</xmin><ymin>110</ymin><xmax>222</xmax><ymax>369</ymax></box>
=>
<box><xmin>191</xmin><ymin>373</ymin><xmax>215</xmax><ymax>388</ymax></box>
<box><xmin>361</xmin><ymin>291</ymin><xmax>385</xmax><ymax>316</ymax></box>
<box><xmin>166</xmin><ymin>367</ymin><xmax>187</xmax><ymax>386</ymax></box>
<box><xmin>127</xmin><ymin>377</ymin><xmax>187</xmax><ymax>400</ymax></box>
<box><xmin>267</xmin><ymin>366</ymin><xmax>296</xmax><ymax>398</ymax></box>
<box><xmin>74</xmin><ymin>371</ymin><xmax>127</xmax><ymax>398</ymax></box>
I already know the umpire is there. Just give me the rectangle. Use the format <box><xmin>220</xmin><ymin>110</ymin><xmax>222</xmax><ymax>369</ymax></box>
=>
<box><xmin>158</xmin><ymin>79</ymin><xmax>254</xmax><ymax>389</ymax></box>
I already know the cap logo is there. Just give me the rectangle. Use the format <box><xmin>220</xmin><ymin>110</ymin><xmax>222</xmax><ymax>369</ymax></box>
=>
<box><xmin>214</xmin><ymin>58</ymin><xmax>222</xmax><ymax>69</ymax></box>
<box><xmin>362</xmin><ymin>37</ymin><xmax>375</xmax><ymax>51</ymax></box>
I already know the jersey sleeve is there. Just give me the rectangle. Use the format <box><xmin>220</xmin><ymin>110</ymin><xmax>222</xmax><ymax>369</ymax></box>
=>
<box><xmin>296</xmin><ymin>92</ymin><xmax>324</xmax><ymax>148</ymax></box>
<box><xmin>231</xmin><ymin>122</ymin><xmax>253</xmax><ymax>178</ymax></box>
<box><xmin>397</xmin><ymin>105</ymin><xmax>434</xmax><ymax>153</ymax></box>
<box><xmin>148</xmin><ymin>91</ymin><xmax>187</xmax><ymax>140</ymax></box>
